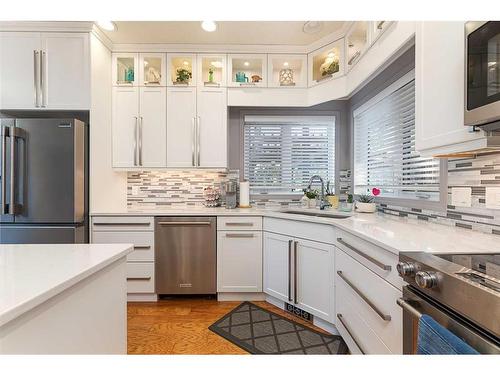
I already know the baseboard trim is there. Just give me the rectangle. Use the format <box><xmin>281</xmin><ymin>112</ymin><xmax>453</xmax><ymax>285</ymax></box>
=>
<box><xmin>217</xmin><ymin>292</ymin><xmax>266</xmax><ymax>301</ymax></box>
<box><xmin>127</xmin><ymin>293</ymin><xmax>158</xmax><ymax>302</ymax></box>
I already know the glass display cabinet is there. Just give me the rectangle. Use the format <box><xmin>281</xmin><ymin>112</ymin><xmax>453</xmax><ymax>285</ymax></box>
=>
<box><xmin>268</xmin><ymin>54</ymin><xmax>307</xmax><ymax>88</ymax></box>
<box><xmin>140</xmin><ymin>53</ymin><xmax>166</xmax><ymax>86</ymax></box>
<box><xmin>167</xmin><ymin>54</ymin><xmax>197</xmax><ymax>86</ymax></box>
<box><xmin>228</xmin><ymin>54</ymin><xmax>267</xmax><ymax>87</ymax></box>
<box><xmin>113</xmin><ymin>53</ymin><xmax>138</xmax><ymax>86</ymax></box>
<box><xmin>308</xmin><ymin>39</ymin><xmax>344</xmax><ymax>86</ymax></box>
<box><xmin>346</xmin><ymin>22</ymin><xmax>369</xmax><ymax>69</ymax></box>
<box><xmin>197</xmin><ymin>54</ymin><xmax>227</xmax><ymax>87</ymax></box>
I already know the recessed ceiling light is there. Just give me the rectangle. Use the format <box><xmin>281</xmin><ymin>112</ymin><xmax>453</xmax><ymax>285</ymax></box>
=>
<box><xmin>283</xmin><ymin>62</ymin><xmax>289</xmax><ymax>67</ymax></box>
<box><xmin>244</xmin><ymin>61</ymin><xmax>250</xmax><ymax>67</ymax></box>
<box><xmin>303</xmin><ymin>21</ymin><xmax>323</xmax><ymax>34</ymax></box>
<box><xmin>96</xmin><ymin>21</ymin><xmax>116</xmax><ymax>31</ymax></box>
<box><xmin>201</xmin><ymin>21</ymin><xmax>217</xmax><ymax>32</ymax></box>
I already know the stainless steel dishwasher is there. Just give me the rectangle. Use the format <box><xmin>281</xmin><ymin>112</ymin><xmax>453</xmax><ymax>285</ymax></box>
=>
<box><xmin>155</xmin><ymin>216</ymin><xmax>216</xmax><ymax>295</ymax></box>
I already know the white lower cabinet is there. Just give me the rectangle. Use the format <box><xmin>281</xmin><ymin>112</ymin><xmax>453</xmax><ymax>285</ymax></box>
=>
<box><xmin>217</xmin><ymin>231</ymin><xmax>262</xmax><ymax>292</ymax></box>
<box><xmin>263</xmin><ymin>221</ymin><xmax>335</xmax><ymax>323</ymax></box>
<box><xmin>91</xmin><ymin>216</ymin><xmax>157</xmax><ymax>302</ymax></box>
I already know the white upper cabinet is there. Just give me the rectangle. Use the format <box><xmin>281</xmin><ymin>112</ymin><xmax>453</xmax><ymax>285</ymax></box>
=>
<box><xmin>371</xmin><ymin>21</ymin><xmax>393</xmax><ymax>42</ymax></box>
<box><xmin>228</xmin><ymin>54</ymin><xmax>267</xmax><ymax>87</ymax></box>
<box><xmin>166</xmin><ymin>87</ymin><xmax>197</xmax><ymax>167</ymax></box>
<box><xmin>0</xmin><ymin>32</ymin><xmax>89</xmax><ymax>110</ymax></box>
<box><xmin>41</xmin><ymin>33</ymin><xmax>90</xmax><ymax>109</ymax></box>
<box><xmin>268</xmin><ymin>54</ymin><xmax>307</xmax><ymax>88</ymax></box>
<box><xmin>197</xmin><ymin>87</ymin><xmax>227</xmax><ymax>167</ymax></box>
<box><xmin>140</xmin><ymin>53</ymin><xmax>166</xmax><ymax>86</ymax></box>
<box><xmin>346</xmin><ymin>22</ymin><xmax>369</xmax><ymax>70</ymax></box>
<box><xmin>415</xmin><ymin>21</ymin><xmax>484</xmax><ymax>155</ymax></box>
<box><xmin>139</xmin><ymin>86</ymin><xmax>167</xmax><ymax>167</ymax></box>
<box><xmin>197</xmin><ymin>54</ymin><xmax>227</xmax><ymax>87</ymax></box>
<box><xmin>113</xmin><ymin>53</ymin><xmax>139</xmax><ymax>86</ymax></box>
<box><xmin>308</xmin><ymin>39</ymin><xmax>345</xmax><ymax>86</ymax></box>
<box><xmin>112</xmin><ymin>86</ymin><xmax>139</xmax><ymax>168</ymax></box>
<box><xmin>167</xmin><ymin>53</ymin><xmax>197</xmax><ymax>87</ymax></box>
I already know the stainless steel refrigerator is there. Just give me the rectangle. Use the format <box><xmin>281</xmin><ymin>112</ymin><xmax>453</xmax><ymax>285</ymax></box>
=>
<box><xmin>0</xmin><ymin>118</ymin><xmax>87</xmax><ymax>244</ymax></box>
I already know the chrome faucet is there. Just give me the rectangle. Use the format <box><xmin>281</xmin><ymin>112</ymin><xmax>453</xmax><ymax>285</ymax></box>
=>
<box><xmin>307</xmin><ymin>175</ymin><xmax>331</xmax><ymax>210</ymax></box>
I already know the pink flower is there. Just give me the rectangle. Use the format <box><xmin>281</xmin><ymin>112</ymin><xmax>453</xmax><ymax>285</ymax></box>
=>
<box><xmin>372</xmin><ymin>188</ymin><xmax>381</xmax><ymax>196</ymax></box>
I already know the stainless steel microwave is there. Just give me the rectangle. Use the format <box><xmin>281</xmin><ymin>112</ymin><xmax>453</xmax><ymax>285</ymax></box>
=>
<box><xmin>465</xmin><ymin>21</ymin><xmax>500</xmax><ymax>128</ymax></box>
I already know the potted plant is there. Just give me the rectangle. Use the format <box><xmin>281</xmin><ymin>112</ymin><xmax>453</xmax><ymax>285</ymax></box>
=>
<box><xmin>302</xmin><ymin>188</ymin><xmax>319</xmax><ymax>209</ymax></box>
<box><xmin>176</xmin><ymin>68</ymin><xmax>192</xmax><ymax>84</ymax></box>
<box><xmin>325</xmin><ymin>181</ymin><xmax>339</xmax><ymax>208</ymax></box>
<box><xmin>355</xmin><ymin>188</ymin><xmax>380</xmax><ymax>213</ymax></box>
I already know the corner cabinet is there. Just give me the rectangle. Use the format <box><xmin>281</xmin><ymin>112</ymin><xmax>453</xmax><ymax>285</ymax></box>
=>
<box><xmin>415</xmin><ymin>21</ymin><xmax>485</xmax><ymax>156</ymax></box>
<box><xmin>0</xmin><ymin>32</ymin><xmax>90</xmax><ymax>110</ymax></box>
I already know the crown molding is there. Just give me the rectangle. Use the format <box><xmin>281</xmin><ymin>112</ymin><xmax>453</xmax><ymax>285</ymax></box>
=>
<box><xmin>0</xmin><ymin>21</ymin><xmax>94</xmax><ymax>33</ymax></box>
<box><xmin>91</xmin><ymin>24</ymin><xmax>114</xmax><ymax>51</ymax></box>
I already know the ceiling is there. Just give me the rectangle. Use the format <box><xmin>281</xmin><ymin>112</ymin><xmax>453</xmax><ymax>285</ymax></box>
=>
<box><xmin>100</xmin><ymin>21</ymin><xmax>346</xmax><ymax>45</ymax></box>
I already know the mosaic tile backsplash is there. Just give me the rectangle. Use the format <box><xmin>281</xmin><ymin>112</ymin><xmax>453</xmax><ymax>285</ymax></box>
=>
<box><xmin>378</xmin><ymin>153</ymin><xmax>500</xmax><ymax>235</ymax></box>
<box><xmin>127</xmin><ymin>153</ymin><xmax>500</xmax><ymax>234</ymax></box>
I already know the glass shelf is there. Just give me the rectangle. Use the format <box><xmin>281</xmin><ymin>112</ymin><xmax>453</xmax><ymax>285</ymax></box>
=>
<box><xmin>198</xmin><ymin>55</ymin><xmax>226</xmax><ymax>87</ymax></box>
<box><xmin>268</xmin><ymin>55</ymin><xmax>307</xmax><ymax>88</ymax></box>
<box><xmin>346</xmin><ymin>22</ymin><xmax>369</xmax><ymax>68</ymax></box>
<box><xmin>228</xmin><ymin>54</ymin><xmax>267</xmax><ymax>87</ymax></box>
<box><xmin>168</xmin><ymin>54</ymin><xmax>196</xmax><ymax>86</ymax></box>
<box><xmin>309</xmin><ymin>40</ymin><xmax>344</xmax><ymax>85</ymax></box>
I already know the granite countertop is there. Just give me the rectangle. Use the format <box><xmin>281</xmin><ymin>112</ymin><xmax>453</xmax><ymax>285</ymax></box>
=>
<box><xmin>90</xmin><ymin>207</ymin><xmax>500</xmax><ymax>256</ymax></box>
<box><xmin>0</xmin><ymin>244</ymin><xmax>133</xmax><ymax>326</ymax></box>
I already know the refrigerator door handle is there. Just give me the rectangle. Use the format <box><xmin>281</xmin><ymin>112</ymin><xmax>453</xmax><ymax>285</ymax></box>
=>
<box><xmin>8</xmin><ymin>127</ymin><xmax>26</xmax><ymax>216</ymax></box>
<box><xmin>1</xmin><ymin>126</ymin><xmax>9</xmax><ymax>215</ymax></box>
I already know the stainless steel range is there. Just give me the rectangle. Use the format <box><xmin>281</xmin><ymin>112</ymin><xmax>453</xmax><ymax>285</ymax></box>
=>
<box><xmin>397</xmin><ymin>252</ymin><xmax>500</xmax><ymax>354</ymax></box>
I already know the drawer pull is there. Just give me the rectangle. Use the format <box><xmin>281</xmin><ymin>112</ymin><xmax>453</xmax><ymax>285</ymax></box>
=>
<box><xmin>158</xmin><ymin>221</ymin><xmax>212</xmax><ymax>226</ymax></box>
<box><xmin>337</xmin><ymin>271</ymin><xmax>391</xmax><ymax>321</ymax></box>
<box><xmin>94</xmin><ymin>222</ymin><xmax>151</xmax><ymax>226</ymax></box>
<box><xmin>133</xmin><ymin>245</ymin><xmax>151</xmax><ymax>250</ymax></box>
<box><xmin>225</xmin><ymin>233</ymin><xmax>254</xmax><ymax>238</ymax></box>
<box><xmin>337</xmin><ymin>238</ymin><xmax>391</xmax><ymax>271</ymax></box>
<box><xmin>127</xmin><ymin>277</ymin><xmax>151</xmax><ymax>281</ymax></box>
<box><xmin>337</xmin><ymin>313</ymin><xmax>365</xmax><ymax>354</ymax></box>
<box><xmin>225</xmin><ymin>222</ymin><xmax>254</xmax><ymax>227</ymax></box>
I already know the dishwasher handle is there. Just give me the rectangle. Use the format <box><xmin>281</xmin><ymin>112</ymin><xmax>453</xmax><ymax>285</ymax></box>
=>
<box><xmin>157</xmin><ymin>221</ymin><xmax>212</xmax><ymax>226</ymax></box>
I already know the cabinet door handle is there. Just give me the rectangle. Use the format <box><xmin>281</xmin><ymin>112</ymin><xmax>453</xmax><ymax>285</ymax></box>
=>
<box><xmin>336</xmin><ymin>314</ymin><xmax>365</xmax><ymax>354</ymax></box>
<box><xmin>158</xmin><ymin>221</ymin><xmax>212</xmax><ymax>226</ymax></box>
<box><xmin>1</xmin><ymin>126</ymin><xmax>9</xmax><ymax>214</ymax></box>
<box><xmin>225</xmin><ymin>222</ymin><xmax>253</xmax><ymax>227</ymax></box>
<box><xmin>337</xmin><ymin>238</ymin><xmax>391</xmax><ymax>271</ymax></box>
<box><xmin>191</xmin><ymin>117</ymin><xmax>196</xmax><ymax>166</ymax></box>
<box><xmin>40</xmin><ymin>50</ymin><xmax>46</xmax><ymax>107</ymax></box>
<box><xmin>139</xmin><ymin>116</ymin><xmax>143</xmax><ymax>166</ymax></box>
<box><xmin>197</xmin><ymin>116</ymin><xmax>201</xmax><ymax>167</ymax></box>
<box><xmin>337</xmin><ymin>270</ymin><xmax>391</xmax><ymax>321</ymax></box>
<box><xmin>288</xmin><ymin>239</ymin><xmax>293</xmax><ymax>302</ymax></box>
<box><xmin>133</xmin><ymin>116</ymin><xmax>138</xmax><ymax>166</ymax></box>
<box><xmin>93</xmin><ymin>222</ymin><xmax>151</xmax><ymax>227</ymax></box>
<box><xmin>294</xmin><ymin>240</ymin><xmax>298</xmax><ymax>305</ymax></box>
<box><xmin>127</xmin><ymin>277</ymin><xmax>151</xmax><ymax>281</ymax></box>
<box><xmin>133</xmin><ymin>245</ymin><xmax>151</xmax><ymax>250</ymax></box>
<box><xmin>377</xmin><ymin>21</ymin><xmax>385</xmax><ymax>30</ymax></box>
<box><xmin>225</xmin><ymin>233</ymin><xmax>254</xmax><ymax>238</ymax></box>
<box><xmin>33</xmin><ymin>50</ymin><xmax>39</xmax><ymax>107</ymax></box>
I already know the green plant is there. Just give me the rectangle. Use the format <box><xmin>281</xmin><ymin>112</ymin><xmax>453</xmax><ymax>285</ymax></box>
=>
<box><xmin>357</xmin><ymin>194</ymin><xmax>374</xmax><ymax>203</ymax></box>
<box><xmin>303</xmin><ymin>188</ymin><xmax>319</xmax><ymax>199</ymax></box>
<box><xmin>347</xmin><ymin>194</ymin><xmax>353</xmax><ymax>204</ymax></box>
<box><xmin>322</xmin><ymin>60</ymin><xmax>339</xmax><ymax>76</ymax></box>
<box><xmin>176</xmin><ymin>68</ymin><xmax>192</xmax><ymax>83</ymax></box>
<box><xmin>325</xmin><ymin>181</ymin><xmax>334</xmax><ymax>196</ymax></box>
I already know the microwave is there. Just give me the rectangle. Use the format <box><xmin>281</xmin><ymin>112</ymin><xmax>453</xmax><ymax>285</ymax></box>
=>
<box><xmin>465</xmin><ymin>21</ymin><xmax>500</xmax><ymax>129</ymax></box>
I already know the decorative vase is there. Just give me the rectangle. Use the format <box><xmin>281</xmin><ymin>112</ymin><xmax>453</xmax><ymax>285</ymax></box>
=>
<box><xmin>279</xmin><ymin>68</ymin><xmax>295</xmax><ymax>86</ymax></box>
<box><xmin>208</xmin><ymin>70</ymin><xmax>214</xmax><ymax>83</ymax></box>
<box><xmin>355</xmin><ymin>202</ymin><xmax>377</xmax><ymax>213</ymax></box>
<box><xmin>308</xmin><ymin>198</ymin><xmax>317</xmax><ymax>209</ymax></box>
<box><xmin>327</xmin><ymin>195</ymin><xmax>339</xmax><ymax>209</ymax></box>
<box><xmin>339</xmin><ymin>202</ymin><xmax>353</xmax><ymax>212</ymax></box>
<box><xmin>300</xmin><ymin>195</ymin><xmax>309</xmax><ymax>208</ymax></box>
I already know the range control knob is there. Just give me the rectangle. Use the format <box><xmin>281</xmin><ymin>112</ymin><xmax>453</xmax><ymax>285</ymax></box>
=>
<box><xmin>415</xmin><ymin>271</ymin><xmax>438</xmax><ymax>289</ymax></box>
<box><xmin>397</xmin><ymin>262</ymin><xmax>416</xmax><ymax>277</ymax></box>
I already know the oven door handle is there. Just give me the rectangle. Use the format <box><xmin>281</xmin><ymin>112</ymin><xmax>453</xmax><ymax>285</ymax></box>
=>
<box><xmin>397</xmin><ymin>298</ymin><xmax>423</xmax><ymax>318</ymax></box>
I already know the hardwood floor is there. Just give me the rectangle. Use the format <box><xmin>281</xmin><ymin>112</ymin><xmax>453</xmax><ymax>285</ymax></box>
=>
<box><xmin>127</xmin><ymin>298</ymin><xmax>328</xmax><ymax>354</ymax></box>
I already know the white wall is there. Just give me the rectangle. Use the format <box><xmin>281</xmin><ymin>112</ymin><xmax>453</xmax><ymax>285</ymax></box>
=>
<box><xmin>89</xmin><ymin>34</ymin><xmax>127</xmax><ymax>213</ymax></box>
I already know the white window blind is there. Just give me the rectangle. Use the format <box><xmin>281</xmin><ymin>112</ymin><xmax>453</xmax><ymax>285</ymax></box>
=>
<box><xmin>243</xmin><ymin>115</ymin><xmax>335</xmax><ymax>194</ymax></box>
<box><xmin>354</xmin><ymin>75</ymin><xmax>441</xmax><ymax>201</ymax></box>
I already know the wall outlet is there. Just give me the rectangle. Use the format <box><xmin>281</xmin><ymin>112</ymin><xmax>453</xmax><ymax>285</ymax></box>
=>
<box><xmin>451</xmin><ymin>187</ymin><xmax>472</xmax><ymax>207</ymax></box>
<box><xmin>485</xmin><ymin>187</ymin><xmax>500</xmax><ymax>209</ymax></box>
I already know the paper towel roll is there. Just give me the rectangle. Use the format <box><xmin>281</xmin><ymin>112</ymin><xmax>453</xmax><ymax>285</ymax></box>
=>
<box><xmin>239</xmin><ymin>181</ymin><xmax>250</xmax><ymax>207</ymax></box>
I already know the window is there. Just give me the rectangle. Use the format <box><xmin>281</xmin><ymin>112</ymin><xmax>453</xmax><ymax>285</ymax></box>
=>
<box><xmin>353</xmin><ymin>71</ymin><xmax>442</xmax><ymax>202</ymax></box>
<box><xmin>243</xmin><ymin>115</ymin><xmax>335</xmax><ymax>195</ymax></box>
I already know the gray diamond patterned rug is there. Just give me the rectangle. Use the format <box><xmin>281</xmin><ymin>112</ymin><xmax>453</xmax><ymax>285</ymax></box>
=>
<box><xmin>209</xmin><ymin>302</ymin><xmax>349</xmax><ymax>354</ymax></box>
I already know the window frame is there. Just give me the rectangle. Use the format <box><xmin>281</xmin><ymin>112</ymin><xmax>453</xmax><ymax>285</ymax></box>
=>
<box><xmin>351</xmin><ymin>70</ymin><xmax>448</xmax><ymax>212</ymax></box>
<box><xmin>239</xmin><ymin>109</ymin><xmax>341</xmax><ymax>200</ymax></box>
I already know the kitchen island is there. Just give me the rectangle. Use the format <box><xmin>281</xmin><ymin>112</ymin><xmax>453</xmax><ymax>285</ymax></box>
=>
<box><xmin>0</xmin><ymin>243</ymin><xmax>133</xmax><ymax>354</ymax></box>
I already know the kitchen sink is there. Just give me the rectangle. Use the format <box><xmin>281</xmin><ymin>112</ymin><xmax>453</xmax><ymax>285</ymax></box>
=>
<box><xmin>280</xmin><ymin>210</ymin><xmax>351</xmax><ymax>219</ymax></box>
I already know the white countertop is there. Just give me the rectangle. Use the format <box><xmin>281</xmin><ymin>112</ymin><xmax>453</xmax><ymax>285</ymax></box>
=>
<box><xmin>91</xmin><ymin>207</ymin><xmax>500</xmax><ymax>255</ymax></box>
<box><xmin>0</xmin><ymin>243</ymin><xmax>133</xmax><ymax>326</ymax></box>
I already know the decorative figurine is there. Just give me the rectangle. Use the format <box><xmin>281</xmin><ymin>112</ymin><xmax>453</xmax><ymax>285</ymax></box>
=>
<box><xmin>279</xmin><ymin>68</ymin><xmax>295</xmax><ymax>86</ymax></box>
<box><xmin>251</xmin><ymin>75</ymin><xmax>262</xmax><ymax>83</ymax></box>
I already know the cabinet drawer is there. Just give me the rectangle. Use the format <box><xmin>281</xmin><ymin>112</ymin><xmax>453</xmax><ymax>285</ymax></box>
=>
<box><xmin>335</xmin><ymin>230</ymin><xmax>401</xmax><ymax>289</ymax></box>
<box><xmin>336</xmin><ymin>248</ymin><xmax>402</xmax><ymax>353</ymax></box>
<box><xmin>92</xmin><ymin>231</ymin><xmax>154</xmax><ymax>262</ymax></box>
<box><xmin>263</xmin><ymin>217</ymin><xmax>336</xmax><ymax>244</ymax></box>
<box><xmin>91</xmin><ymin>216</ymin><xmax>154</xmax><ymax>232</ymax></box>
<box><xmin>217</xmin><ymin>216</ymin><xmax>262</xmax><ymax>231</ymax></box>
<box><xmin>336</xmin><ymin>294</ymin><xmax>392</xmax><ymax>354</ymax></box>
<box><xmin>126</xmin><ymin>262</ymin><xmax>155</xmax><ymax>293</ymax></box>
